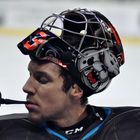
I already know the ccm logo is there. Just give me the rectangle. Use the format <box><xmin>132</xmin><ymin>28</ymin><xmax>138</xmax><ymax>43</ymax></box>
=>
<box><xmin>65</xmin><ymin>126</ymin><xmax>84</xmax><ymax>135</ymax></box>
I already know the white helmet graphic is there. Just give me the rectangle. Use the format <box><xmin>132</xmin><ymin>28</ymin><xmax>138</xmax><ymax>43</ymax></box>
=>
<box><xmin>18</xmin><ymin>8</ymin><xmax>124</xmax><ymax>96</ymax></box>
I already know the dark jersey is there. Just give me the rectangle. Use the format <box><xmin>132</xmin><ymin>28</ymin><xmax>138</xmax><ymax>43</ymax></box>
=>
<box><xmin>0</xmin><ymin>105</ymin><xmax>140</xmax><ymax>140</ymax></box>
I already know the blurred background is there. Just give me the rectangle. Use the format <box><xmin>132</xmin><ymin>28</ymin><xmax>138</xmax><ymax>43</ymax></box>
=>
<box><xmin>0</xmin><ymin>0</ymin><xmax>140</xmax><ymax>115</ymax></box>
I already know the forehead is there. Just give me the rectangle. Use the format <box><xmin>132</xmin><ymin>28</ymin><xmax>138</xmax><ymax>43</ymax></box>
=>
<box><xmin>28</xmin><ymin>60</ymin><xmax>61</xmax><ymax>74</ymax></box>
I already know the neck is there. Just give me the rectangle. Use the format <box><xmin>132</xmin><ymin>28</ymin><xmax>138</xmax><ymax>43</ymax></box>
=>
<box><xmin>49</xmin><ymin>105</ymin><xmax>87</xmax><ymax>128</ymax></box>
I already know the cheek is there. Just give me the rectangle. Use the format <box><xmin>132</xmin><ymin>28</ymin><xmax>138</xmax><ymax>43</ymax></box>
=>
<box><xmin>36</xmin><ymin>83</ymin><xmax>68</xmax><ymax>117</ymax></box>
<box><xmin>37</xmin><ymin>81</ymin><xmax>64</xmax><ymax>103</ymax></box>
<box><xmin>38</xmin><ymin>87</ymin><xmax>66</xmax><ymax>109</ymax></box>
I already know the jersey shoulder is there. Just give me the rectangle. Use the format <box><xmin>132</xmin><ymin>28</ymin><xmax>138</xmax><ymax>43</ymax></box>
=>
<box><xmin>93</xmin><ymin>106</ymin><xmax>140</xmax><ymax>140</ymax></box>
<box><xmin>0</xmin><ymin>113</ymin><xmax>52</xmax><ymax>140</ymax></box>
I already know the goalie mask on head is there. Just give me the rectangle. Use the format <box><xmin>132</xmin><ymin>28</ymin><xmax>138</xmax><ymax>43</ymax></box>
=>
<box><xmin>18</xmin><ymin>8</ymin><xmax>124</xmax><ymax>97</ymax></box>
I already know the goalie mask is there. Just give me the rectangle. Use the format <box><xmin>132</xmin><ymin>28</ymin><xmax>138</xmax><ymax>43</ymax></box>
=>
<box><xmin>18</xmin><ymin>8</ymin><xmax>124</xmax><ymax>97</ymax></box>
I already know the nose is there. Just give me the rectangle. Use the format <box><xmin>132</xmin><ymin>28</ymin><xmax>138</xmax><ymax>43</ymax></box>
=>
<box><xmin>23</xmin><ymin>77</ymin><xmax>36</xmax><ymax>95</ymax></box>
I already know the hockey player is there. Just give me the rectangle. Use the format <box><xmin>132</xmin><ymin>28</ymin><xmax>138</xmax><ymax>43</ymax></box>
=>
<box><xmin>0</xmin><ymin>8</ymin><xmax>140</xmax><ymax>140</ymax></box>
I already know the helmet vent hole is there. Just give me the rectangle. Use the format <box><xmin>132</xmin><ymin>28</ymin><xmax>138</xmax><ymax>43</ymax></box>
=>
<box><xmin>87</xmin><ymin>57</ymin><xmax>94</xmax><ymax>65</ymax></box>
<box><xmin>83</xmin><ymin>60</ymin><xmax>87</xmax><ymax>64</ymax></box>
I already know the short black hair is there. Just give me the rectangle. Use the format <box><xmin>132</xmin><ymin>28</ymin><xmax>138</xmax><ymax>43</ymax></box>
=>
<box><xmin>59</xmin><ymin>68</ymin><xmax>88</xmax><ymax>106</ymax></box>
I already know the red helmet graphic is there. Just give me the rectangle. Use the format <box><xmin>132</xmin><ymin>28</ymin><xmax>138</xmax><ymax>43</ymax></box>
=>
<box><xmin>18</xmin><ymin>8</ymin><xmax>124</xmax><ymax>96</ymax></box>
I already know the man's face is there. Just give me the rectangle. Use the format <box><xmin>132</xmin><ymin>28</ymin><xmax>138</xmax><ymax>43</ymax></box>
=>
<box><xmin>23</xmin><ymin>60</ymin><xmax>72</xmax><ymax>123</ymax></box>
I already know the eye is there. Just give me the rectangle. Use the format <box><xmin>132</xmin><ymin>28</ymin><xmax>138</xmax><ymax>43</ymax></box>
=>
<box><xmin>34</xmin><ymin>72</ymin><xmax>49</xmax><ymax>84</ymax></box>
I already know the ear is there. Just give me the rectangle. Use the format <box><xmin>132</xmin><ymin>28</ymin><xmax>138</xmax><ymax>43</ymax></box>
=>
<box><xmin>70</xmin><ymin>84</ymin><xmax>83</xmax><ymax>99</ymax></box>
